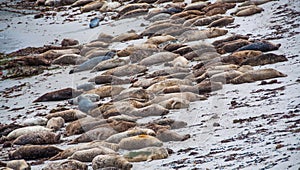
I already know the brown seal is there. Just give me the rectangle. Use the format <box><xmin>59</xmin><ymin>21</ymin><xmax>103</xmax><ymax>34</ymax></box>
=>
<box><xmin>156</xmin><ymin>128</ymin><xmax>190</xmax><ymax>142</ymax></box>
<box><xmin>45</xmin><ymin>109</ymin><xmax>87</xmax><ymax>122</ymax></box>
<box><xmin>13</xmin><ymin>131</ymin><xmax>60</xmax><ymax>145</ymax></box>
<box><xmin>230</xmin><ymin>68</ymin><xmax>287</xmax><ymax>84</ymax></box>
<box><xmin>9</xmin><ymin>145</ymin><xmax>62</xmax><ymax>160</ymax></box>
<box><xmin>42</xmin><ymin>160</ymin><xmax>87</xmax><ymax>170</ymax></box>
<box><xmin>92</xmin><ymin>155</ymin><xmax>132</xmax><ymax>170</ymax></box>
<box><xmin>119</xmin><ymin>135</ymin><xmax>163</xmax><ymax>150</ymax></box>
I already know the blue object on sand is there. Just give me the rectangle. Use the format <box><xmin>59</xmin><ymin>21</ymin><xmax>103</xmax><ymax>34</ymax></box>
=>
<box><xmin>89</xmin><ymin>17</ymin><xmax>100</xmax><ymax>28</ymax></box>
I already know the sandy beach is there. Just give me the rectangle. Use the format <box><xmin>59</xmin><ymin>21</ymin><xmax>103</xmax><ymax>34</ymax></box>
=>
<box><xmin>0</xmin><ymin>0</ymin><xmax>299</xmax><ymax>169</ymax></box>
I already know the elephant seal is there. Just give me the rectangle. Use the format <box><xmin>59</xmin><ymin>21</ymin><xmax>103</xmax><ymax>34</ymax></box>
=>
<box><xmin>147</xmin><ymin>78</ymin><xmax>192</xmax><ymax>94</ymax></box>
<box><xmin>78</xmin><ymin>96</ymin><xmax>97</xmax><ymax>113</ymax></box>
<box><xmin>141</xmin><ymin>23</ymin><xmax>180</xmax><ymax>37</ymax></box>
<box><xmin>50</xmin><ymin>141</ymin><xmax>119</xmax><ymax>160</ymax></box>
<box><xmin>106</xmin><ymin>127</ymin><xmax>155</xmax><ymax>144</ymax></box>
<box><xmin>221</xmin><ymin>50</ymin><xmax>262</xmax><ymax>64</ymax></box>
<box><xmin>91</xmin><ymin>58</ymin><xmax>129</xmax><ymax>72</ymax></box>
<box><xmin>158</xmin><ymin>97</ymin><xmax>190</xmax><ymax>109</ymax></box>
<box><xmin>196</xmin><ymin>80</ymin><xmax>223</xmax><ymax>93</ymax></box>
<box><xmin>148</xmin><ymin>92</ymin><xmax>206</xmax><ymax>104</ymax></box>
<box><xmin>42</xmin><ymin>160</ymin><xmax>87</xmax><ymax>170</ymax></box>
<box><xmin>117</xmin><ymin>44</ymin><xmax>157</xmax><ymax>57</ymax></box>
<box><xmin>13</xmin><ymin>131</ymin><xmax>60</xmax><ymax>145</ymax></box>
<box><xmin>69</xmin><ymin>147</ymin><xmax>117</xmax><ymax>162</ymax></box>
<box><xmin>119</xmin><ymin>8</ymin><xmax>148</xmax><ymax>19</ymax></box>
<box><xmin>70</xmin><ymin>54</ymin><xmax>113</xmax><ymax>73</ymax></box>
<box><xmin>70</xmin><ymin>125</ymin><xmax>118</xmax><ymax>144</ymax></box>
<box><xmin>208</xmin><ymin>16</ymin><xmax>234</xmax><ymax>28</ymax></box>
<box><xmin>210</xmin><ymin>70</ymin><xmax>243</xmax><ymax>84</ymax></box>
<box><xmin>123</xmin><ymin>147</ymin><xmax>169</xmax><ymax>162</ymax></box>
<box><xmin>77</xmin><ymin>83</ymin><xmax>95</xmax><ymax>91</ymax></box>
<box><xmin>236</xmin><ymin>40</ymin><xmax>281</xmax><ymax>52</ymax></box>
<box><xmin>85</xmin><ymin>49</ymin><xmax>112</xmax><ymax>59</ymax></box>
<box><xmin>92</xmin><ymin>155</ymin><xmax>132</xmax><ymax>170</ymax></box>
<box><xmin>146</xmin><ymin>67</ymin><xmax>190</xmax><ymax>78</ymax></box>
<box><xmin>145</xmin><ymin>35</ymin><xmax>176</xmax><ymax>45</ymax></box>
<box><xmin>170</xmin><ymin>56</ymin><xmax>189</xmax><ymax>67</ymax></box>
<box><xmin>102</xmin><ymin>64</ymin><xmax>148</xmax><ymax>77</ymax></box>
<box><xmin>178</xmin><ymin>28</ymin><xmax>228</xmax><ymax>42</ymax></box>
<box><xmin>132</xmin><ymin>77</ymin><xmax>166</xmax><ymax>89</ymax></box>
<box><xmin>212</xmin><ymin>34</ymin><xmax>249</xmax><ymax>47</ymax></box>
<box><xmin>111</xmin><ymin>32</ymin><xmax>140</xmax><ymax>42</ymax></box>
<box><xmin>157</xmin><ymin>129</ymin><xmax>190</xmax><ymax>142</ymax></box>
<box><xmin>61</xmin><ymin>38</ymin><xmax>79</xmax><ymax>47</ymax></box>
<box><xmin>125</xmin><ymin>104</ymin><xmax>169</xmax><ymax>117</ymax></box>
<box><xmin>21</xmin><ymin>117</ymin><xmax>48</xmax><ymax>126</ymax></box>
<box><xmin>85</xmin><ymin>85</ymin><xmax>125</xmax><ymax>99</ymax></box>
<box><xmin>108</xmin><ymin>114</ymin><xmax>140</xmax><ymax>122</ymax></box>
<box><xmin>112</xmin><ymin>88</ymin><xmax>152</xmax><ymax>102</ymax></box>
<box><xmin>4</xmin><ymin>159</ymin><xmax>30</xmax><ymax>170</ymax></box>
<box><xmin>152</xmin><ymin>118</ymin><xmax>187</xmax><ymax>129</ymax></box>
<box><xmin>39</xmin><ymin>49</ymin><xmax>80</xmax><ymax>61</ymax></box>
<box><xmin>46</xmin><ymin>117</ymin><xmax>65</xmax><ymax>131</ymax></box>
<box><xmin>191</xmin><ymin>15</ymin><xmax>223</xmax><ymax>26</ymax></box>
<box><xmin>119</xmin><ymin>135</ymin><xmax>163</xmax><ymax>150</ymax></box>
<box><xmin>183</xmin><ymin>1</ymin><xmax>209</xmax><ymax>11</ymax></box>
<box><xmin>70</xmin><ymin>0</ymin><xmax>93</xmax><ymax>7</ymax></box>
<box><xmin>89</xmin><ymin>75</ymin><xmax>131</xmax><ymax>85</ymax></box>
<box><xmin>236</xmin><ymin>5</ymin><xmax>263</xmax><ymax>16</ymax></box>
<box><xmin>163</xmin><ymin>43</ymin><xmax>187</xmax><ymax>52</ymax></box>
<box><xmin>231</xmin><ymin>68</ymin><xmax>287</xmax><ymax>84</ymax></box>
<box><xmin>139</xmin><ymin>52</ymin><xmax>179</xmax><ymax>66</ymax></box>
<box><xmin>45</xmin><ymin>109</ymin><xmax>87</xmax><ymax>122</ymax></box>
<box><xmin>80</xmin><ymin>1</ymin><xmax>105</xmax><ymax>13</ymax></box>
<box><xmin>9</xmin><ymin>145</ymin><xmax>62</xmax><ymax>160</ymax></box>
<box><xmin>52</xmin><ymin>54</ymin><xmax>87</xmax><ymax>65</ymax></box>
<box><xmin>240</xmin><ymin>53</ymin><xmax>288</xmax><ymax>66</ymax></box>
<box><xmin>217</xmin><ymin>39</ymin><xmax>251</xmax><ymax>54</ymax></box>
<box><xmin>33</xmin><ymin>88</ymin><xmax>82</xmax><ymax>102</ymax></box>
<box><xmin>7</xmin><ymin>126</ymin><xmax>52</xmax><ymax>140</ymax></box>
<box><xmin>66</xmin><ymin>117</ymin><xmax>108</xmax><ymax>136</ymax></box>
<box><xmin>118</xmin><ymin>3</ymin><xmax>150</xmax><ymax>16</ymax></box>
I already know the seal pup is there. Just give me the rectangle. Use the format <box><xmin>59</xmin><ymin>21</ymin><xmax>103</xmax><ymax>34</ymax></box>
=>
<box><xmin>46</xmin><ymin>117</ymin><xmax>65</xmax><ymax>131</ymax></box>
<box><xmin>9</xmin><ymin>145</ymin><xmax>62</xmax><ymax>160</ymax></box>
<box><xmin>68</xmin><ymin>147</ymin><xmax>117</xmax><ymax>162</ymax></box>
<box><xmin>92</xmin><ymin>155</ymin><xmax>132</xmax><ymax>170</ymax></box>
<box><xmin>42</xmin><ymin>160</ymin><xmax>87</xmax><ymax>170</ymax></box>
<box><xmin>230</xmin><ymin>68</ymin><xmax>287</xmax><ymax>84</ymax></box>
<box><xmin>123</xmin><ymin>147</ymin><xmax>169</xmax><ymax>162</ymax></box>
<box><xmin>13</xmin><ymin>131</ymin><xmax>60</xmax><ymax>145</ymax></box>
<box><xmin>119</xmin><ymin>135</ymin><xmax>163</xmax><ymax>150</ymax></box>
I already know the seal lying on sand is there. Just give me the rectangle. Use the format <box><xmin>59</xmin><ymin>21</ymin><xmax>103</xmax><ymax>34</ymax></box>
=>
<box><xmin>42</xmin><ymin>160</ymin><xmax>87</xmax><ymax>170</ymax></box>
<box><xmin>9</xmin><ymin>145</ymin><xmax>62</xmax><ymax>160</ymax></box>
<box><xmin>13</xmin><ymin>131</ymin><xmax>60</xmax><ymax>145</ymax></box>
<box><xmin>236</xmin><ymin>40</ymin><xmax>281</xmax><ymax>52</ymax></box>
<box><xmin>119</xmin><ymin>135</ymin><xmax>163</xmax><ymax>150</ymax></box>
<box><xmin>68</xmin><ymin>147</ymin><xmax>117</xmax><ymax>162</ymax></box>
<box><xmin>45</xmin><ymin>109</ymin><xmax>87</xmax><ymax>122</ymax></box>
<box><xmin>123</xmin><ymin>147</ymin><xmax>169</xmax><ymax>162</ymax></box>
<box><xmin>230</xmin><ymin>68</ymin><xmax>287</xmax><ymax>84</ymax></box>
<box><xmin>92</xmin><ymin>155</ymin><xmax>132</xmax><ymax>170</ymax></box>
<box><xmin>33</xmin><ymin>88</ymin><xmax>82</xmax><ymax>102</ymax></box>
<box><xmin>7</xmin><ymin>126</ymin><xmax>52</xmax><ymax>140</ymax></box>
<box><xmin>106</xmin><ymin>127</ymin><xmax>156</xmax><ymax>144</ymax></box>
<box><xmin>46</xmin><ymin>117</ymin><xmax>65</xmax><ymax>131</ymax></box>
<box><xmin>50</xmin><ymin>141</ymin><xmax>119</xmax><ymax>160</ymax></box>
